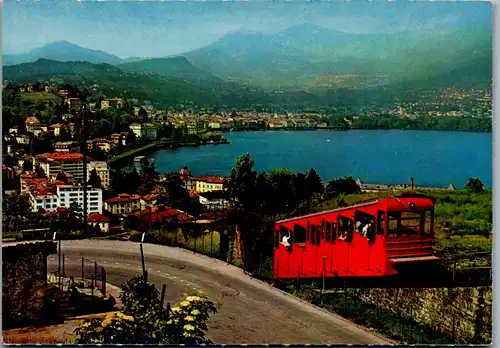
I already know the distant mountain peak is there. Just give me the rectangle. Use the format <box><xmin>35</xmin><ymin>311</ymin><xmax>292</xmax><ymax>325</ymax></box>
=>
<box><xmin>4</xmin><ymin>40</ymin><xmax>124</xmax><ymax>66</ymax></box>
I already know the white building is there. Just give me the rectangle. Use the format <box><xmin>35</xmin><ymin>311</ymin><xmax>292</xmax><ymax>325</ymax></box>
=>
<box><xmin>29</xmin><ymin>183</ymin><xmax>103</xmax><ymax>215</ymax></box>
<box><xmin>199</xmin><ymin>191</ymin><xmax>230</xmax><ymax>209</ymax></box>
<box><xmin>87</xmin><ymin>213</ymin><xmax>111</xmax><ymax>232</ymax></box>
<box><xmin>186</xmin><ymin>176</ymin><xmax>226</xmax><ymax>193</ymax></box>
<box><xmin>87</xmin><ymin>161</ymin><xmax>110</xmax><ymax>189</ymax></box>
<box><xmin>129</xmin><ymin>123</ymin><xmax>157</xmax><ymax>141</ymax></box>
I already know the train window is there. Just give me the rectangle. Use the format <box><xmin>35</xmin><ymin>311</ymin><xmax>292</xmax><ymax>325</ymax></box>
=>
<box><xmin>377</xmin><ymin>211</ymin><xmax>385</xmax><ymax>235</ymax></box>
<box><xmin>321</xmin><ymin>219</ymin><xmax>325</xmax><ymax>239</ymax></box>
<box><xmin>388</xmin><ymin>211</ymin><xmax>420</xmax><ymax>238</ymax></box>
<box><xmin>422</xmin><ymin>210</ymin><xmax>433</xmax><ymax>236</ymax></box>
<box><xmin>294</xmin><ymin>224</ymin><xmax>307</xmax><ymax>245</ymax></box>
<box><xmin>338</xmin><ymin>215</ymin><xmax>353</xmax><ymax>242</ymax></box>
<box><xmin>279</xmin><ymin>226</ymin><xmax>293</xmax><ymax>250</ymax></box>
<box><xmin>307</xmin><ymin>221</ymin><xmax>311</xmax><ymax>242</ymax></box>
<box><xmin>274</xmin><ymin>230</ymin><xmax>279</xmax><ymax>249</ymax></box>
<box><xmin>325</xmin><ymin>222</ymin><xmax>332</xmax><ymax>242</ymax></box>
<box><xmin>311</xmin><ymin>225</ymin><xmax>316</xmax><ymax>245</ymax></box>
<box><xmin>354</xmin><ymin>210</ymin><xmax>376</xmax><ymax>241</ymax></box>
<box><xmin>316</xmin><ymin>227</ymin><xmax>321</xmax><ymax>246</ymax></box>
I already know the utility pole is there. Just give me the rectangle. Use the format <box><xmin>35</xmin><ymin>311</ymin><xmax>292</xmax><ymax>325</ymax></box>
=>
<box><xmin>82</xmin><ymin>103</ymin><xmax>88</xmax><ymax>236</ymax></box>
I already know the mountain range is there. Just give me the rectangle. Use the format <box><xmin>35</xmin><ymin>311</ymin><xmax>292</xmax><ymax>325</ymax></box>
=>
<box><xmin>3</xmin><ymin>40</ymin><xmax>124</xmax><ymax>66</ymax></box>
<box><xmin>2</xmin><ymin>24</ymin><xmax>492</xmax><ymax>106</ymax></box>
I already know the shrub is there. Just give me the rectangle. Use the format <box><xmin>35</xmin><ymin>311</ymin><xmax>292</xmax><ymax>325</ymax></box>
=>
<box><xmin>74</xmin><ymin>274</ymin><xmax>217</xmax><ymax>344</ymax></box>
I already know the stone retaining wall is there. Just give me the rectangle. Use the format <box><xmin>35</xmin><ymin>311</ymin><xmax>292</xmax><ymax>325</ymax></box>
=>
<box><xmin>352</xmin><ymin>286</ymin><xmax>492</xmax><ymax>343</ymax></box>
<box><xmin>2</xmin><ymin>241</ymin><xmax>57</xmax><ymax>328</ymax></box>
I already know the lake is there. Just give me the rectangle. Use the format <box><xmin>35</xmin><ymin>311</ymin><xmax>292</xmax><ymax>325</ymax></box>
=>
<box><xmin>149</xmin><ymin>130</ymin><xmax>492</xmax><ymax>188</ymax></box>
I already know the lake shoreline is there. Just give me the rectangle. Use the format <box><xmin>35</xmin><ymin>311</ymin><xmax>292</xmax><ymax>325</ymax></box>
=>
<box><xmin>146</xmin><ymin>130</ymin><xmax>491</xmax><ymax>189</ymax></box>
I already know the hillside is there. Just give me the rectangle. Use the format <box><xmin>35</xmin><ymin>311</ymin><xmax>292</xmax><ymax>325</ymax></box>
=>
<box><xmin>3</xmin><ymin>41</ymin><xmax>124</xmax><ymax>66</ymax></box>
<box><xmin>2</xmin><ymin>59</ymin><xmax>323</xmax><ymax>108</ymax></box>
<box><xmin>118</xmin><ymin>56</ymin><xmax>226</xmax><ymax>85</ymax></box>
<box><xmin>184</xmin><ymin>24</ymin><xmax>492</xmax><ymax>90</ymax></box>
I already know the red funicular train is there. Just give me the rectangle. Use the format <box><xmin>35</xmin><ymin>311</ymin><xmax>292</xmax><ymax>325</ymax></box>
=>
<box><xmin>273</xmin><ymin>196</ymin><xmax>441</xmax><ymax>279</ymax></box>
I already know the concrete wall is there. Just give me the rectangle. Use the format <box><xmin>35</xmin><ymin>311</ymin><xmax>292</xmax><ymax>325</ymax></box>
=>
<box><xmin>2</xmin><ymin>241</ymin><xmax>57</xmax><ymax>328</ymax></box>
<box><xmin>352</xmin><ymin>286</ymin><xmax>492</xmax><ymax>343</ymax></box>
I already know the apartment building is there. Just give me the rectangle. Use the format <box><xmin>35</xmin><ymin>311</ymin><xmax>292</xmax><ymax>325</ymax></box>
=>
<box><xmin>130</xmin><ymin>123</ymin><xmax>157</xmax><ymax>140</ymax></box>
<box><xmin>36</xmin><ymin>152</ymin><xmax>85</xmax><ymax>182</ymax></box>
<box><xmin>28</xmin><ymin>182</ymin><xmax>103</xmax><ymax>214</ymax></box>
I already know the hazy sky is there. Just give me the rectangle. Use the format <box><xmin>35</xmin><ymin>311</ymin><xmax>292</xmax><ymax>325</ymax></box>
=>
<box><xmin>2</xmin><ymin>1</ymin><xmax>491</xmax><ymax>58</ymax></box>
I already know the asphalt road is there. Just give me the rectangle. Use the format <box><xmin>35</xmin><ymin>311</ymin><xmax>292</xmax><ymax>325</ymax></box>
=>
<box><xmin>46</xmin><ymin>239</ymin><xmax>390</xmax><ymax>344</ymax></box>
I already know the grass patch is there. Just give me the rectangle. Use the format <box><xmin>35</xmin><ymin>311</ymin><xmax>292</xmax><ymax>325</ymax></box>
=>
<box><xmin>21</xmin><ymin>92</ymin><xmax>63</xmax><ymax>102</ymax></box>
<box><xmin>129</xmin><ymin>229</ymin><xmax>221</xmax><ymax>258</ymax></box>
<box><xmin>184</xmin><ymin>231</ymin><xmax>221</xmax><ymax>257</ymax></box>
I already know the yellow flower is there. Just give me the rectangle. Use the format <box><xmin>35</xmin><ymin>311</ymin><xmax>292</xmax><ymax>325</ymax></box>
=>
<box><xmin>191</xmin><ymin>309</ymin><xmax>201</xmax><ymax>315</ymax></box>
<box><xmin>122</xmin><ymin>315</ymin><xmax>134</xmax><ymax>322</ymax></box>
<box><xmin>183</xmin><ymin>324</ymin><xmax>195</xmax><ymax>331</ymax></box>
<box><xmin>186</xmin><ymin>296</ymin><xmax>201</xmax><ymax>302</ymax></box>
<box><xmin>171</xmin><ymin>306</ymin><xmax>181</xmax><ymax>312</ymax></box>
<box><xmin>184</xmin><ymin>315</ymin><xmax>195</xmax><ymax>321</ymax></box>
<box><xmin>102</xmin><ymin>318</ymin><xmax>113</xmax><ymax>327</ymax></box>
<box><xmin>180</xmin><ymin>301</ymin><xmax>190</xmax><ymax>307</ymax></box>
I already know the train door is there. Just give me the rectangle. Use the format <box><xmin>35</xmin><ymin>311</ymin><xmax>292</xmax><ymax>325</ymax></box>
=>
<box><xmin>324</xmin><ymin>220</ymin><xmax>336</xmax><ymax>275</ymax></box>
<box><xmin>354</xmin><ymin>210</ymin><xmax>376</xmax><ymax>273</ymax></box>
<box><xmin>276</xmin><ymin>225</ymin><xmax>293</xmax><ymax>277</ymax></box>
<box><xmin>293</xmin><ymin>223</ymin><xmax>307</xmax><ymax>277</ymax></box>
<box><xmin>311</xmin><ymin>223</ymin><xmax>321</xmax><ymax>275</ymax></box>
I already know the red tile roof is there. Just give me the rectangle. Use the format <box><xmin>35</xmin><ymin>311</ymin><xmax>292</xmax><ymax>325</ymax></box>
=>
<box><xmin>38</xmin><ymin>152</ymin><xmax>85</xmax><ymax>164</ymax></box>
<box><xmin>106</xmin><ymin>197</ymin><xmax>133</xmax><ymax>204</ymax></box>
<box><xmin>191</xmin><ymin>176</ymin><xmax>226</xmax><ymax>184</ymax></box>
<box><xmin>189</xmin><ymin>190</ymin><xmax>200</xmax><ymax>198</ymax></box>
<box><xmin>139</xmin><ymin>208</ymin><xmax>194</xmax><ymax>223</ymax></box>
<box><xmin>25</xmin><ymin>116</ymin><xmax>39</xmax><ymax>124</ymax></box>
<box><xmin>88</xmin><ymin>213</ymin><xmax>111</xmax><ymax>223</ymax></box>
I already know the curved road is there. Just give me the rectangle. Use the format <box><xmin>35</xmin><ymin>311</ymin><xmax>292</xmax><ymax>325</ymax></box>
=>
<box><xmin>47</xmin><ymin>240</ymin><xmax>390</xmax><ymax>344</ymax></box>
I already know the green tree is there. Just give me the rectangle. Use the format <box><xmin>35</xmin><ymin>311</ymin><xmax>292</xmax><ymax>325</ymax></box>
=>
<box><xmin>68</xmin><ymin>201</ymin><xmax>84</xmax><ymax>231</ymax></box>
<box><xmin>324</xmin><ymin>176</ymin><xmax>361</xmax><ymax>199</ymax></box>
<box><xmin>466</xmin><ymin>178</ymin><xmax>485</xmax><ymax>193</ymax></box>
<box><xmin>139</xmin><ymin>158</ymin><xmax>160</xmax><ymax>195</ymax></box>
<box><xmin>88</xmin><ymin>168</ymin><xmax>102</xmax><ymax>189</ymax></box>
<box><xmin>227</xmin><ymin>153</ymin><xmax>258</xmax><ymax>211</ymax></box>
<box><xmin>56</xmin><ymin>171</ymin><xmax>70</xmax><ymax>184</ymax></box>
<box><xmin>305</xmin><ymin>168</ymin><xmax>324</xmax><ymax>196</ymax></box>
<box><xmin>23</xmin><ymin>160</ymin><xmax>33</xmax><ymax>173</ymax></box>
<box><xmin>35</xmin><ymin>165</ymin><xmax>47</xmax><ymax>178</ymax></box>
<box><xmin>161</xmin><ymin>172</ymin><xmax>190</xmax><ymax>210</ymax></box>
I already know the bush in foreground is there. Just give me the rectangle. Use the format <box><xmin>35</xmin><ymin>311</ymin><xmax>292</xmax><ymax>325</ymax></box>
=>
<box><xmin>74</xmin><ymin>275</ymin><xmax>217</xmax><ymax>344</ymax></box>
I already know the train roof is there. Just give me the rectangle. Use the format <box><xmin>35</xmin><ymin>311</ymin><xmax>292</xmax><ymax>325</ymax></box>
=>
<box><xmin>276</xmin><ymin>196</ymin><xmax>434</xmax><ymax>224</ymax></box>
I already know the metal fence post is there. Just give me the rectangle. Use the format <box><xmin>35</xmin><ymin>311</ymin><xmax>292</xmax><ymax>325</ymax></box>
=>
<box><xmin>102</xmin><ymin>268</ymin><xmax>107</xmax><ymax>297</ymax></box>
<box><xmin>91</xmin><ymin>274</ymin><xmax>94</xmax><ymax>300</ymax></box>
<box><xmin>81</xmin><ymin>256</ymin><xmax>84</xmax><ymax>281</ymax></box>
<box><xmin>94</xmin><ymin>261</ymin><xmax>98</xmax><ymax>289</ymax></box>
<box><xmin>202</xmin><ymin>230</ymin><xmax>205</xmax><ymax>254</ymax></box>
<box><xmin>210</xmin><ymin>229</ymin><xmax>214</xmax><ymax>258</ymax></box>
<box><xmin>194</xmin><ymin>234</ymin><xmax>197</xmax><ymax>254</ymax></box>
<box><xmin>160</xmin><ymin>284</ymin><xmax>166</xmax><ymax>309</ymax></box>
<box><xmin>62</xmin><ymin>253</ymin><xmax>65</xmax><ymax>277</ymax></box>
<box><xmin>344</xmin><ymin>280</ymin><xmax>347</xmax><ymax>315</ymax></box>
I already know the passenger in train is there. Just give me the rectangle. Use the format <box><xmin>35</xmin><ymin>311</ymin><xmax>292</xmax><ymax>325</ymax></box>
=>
<box><xmin>355</xmin><ymin>220</ymin><xmax>363</xmax><ymax>233</ymax></box>
<box><xmin>339</xmin><ymin>231</ymin><xmax>348</xmax><ymax>240</ymax></box>
<box><xmin>362</xmin><ymin>222</ymin><xmax>371</xmax><ymax>237</ymax></box>
<box><xmin>281</xmin><ymin>232</ymin><xmax>291</xmax><ymax>247</ymax></box>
